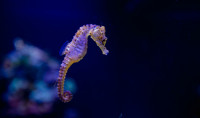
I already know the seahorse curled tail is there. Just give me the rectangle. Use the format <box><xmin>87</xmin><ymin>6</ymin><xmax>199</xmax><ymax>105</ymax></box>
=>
<box><xmin>57</xmin><ymin>57</ymin><xmax>73</xmax><ymax>103</ymax></box>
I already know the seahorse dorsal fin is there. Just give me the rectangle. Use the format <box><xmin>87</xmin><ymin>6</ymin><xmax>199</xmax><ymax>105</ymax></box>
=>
<box><xmin>59</xmin><ymin>40</ymin><xmax>69</xmax><ymax>56</ymax></box>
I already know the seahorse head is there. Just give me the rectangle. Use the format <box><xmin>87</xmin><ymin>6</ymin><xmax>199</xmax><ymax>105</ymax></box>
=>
<box><xmin>90</xmin><ymin>26</ymin><xmax>109</xmax><ymax>55</ymax></box>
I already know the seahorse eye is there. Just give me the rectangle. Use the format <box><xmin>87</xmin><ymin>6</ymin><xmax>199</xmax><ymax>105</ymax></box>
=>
<box><xmin>92</xmin><ymin>30</ymin><xmax>100</xmax><ymax>39</ymax></box>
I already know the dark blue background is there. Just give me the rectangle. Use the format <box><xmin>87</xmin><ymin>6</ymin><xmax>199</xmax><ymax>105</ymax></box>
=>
<box><xmin>1</xmin><ymin>0</ymin><xmax>200</xmax><ymax>118</ymax></box>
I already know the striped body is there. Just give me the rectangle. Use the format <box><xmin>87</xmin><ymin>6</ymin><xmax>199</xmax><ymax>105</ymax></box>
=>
<box><xmin>57</xmin><ymin>24</ymin><xmax>109</xmax><ymax>103</ymax></box>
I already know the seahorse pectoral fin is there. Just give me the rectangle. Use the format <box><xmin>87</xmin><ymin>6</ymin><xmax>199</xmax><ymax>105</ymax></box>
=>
<box><xmin>59</xmin><ymin>40</ymin><xmax>70</xmax><ymax>56</ymax></box>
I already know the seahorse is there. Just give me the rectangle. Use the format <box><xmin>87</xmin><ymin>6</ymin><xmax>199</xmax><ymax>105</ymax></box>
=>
<box><xmin>57</xmin><ymin>24</ymin><xmax>109</xmax><ymax>103</ymax></box>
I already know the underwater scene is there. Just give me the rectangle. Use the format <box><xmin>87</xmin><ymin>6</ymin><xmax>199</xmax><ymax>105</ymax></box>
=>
<box><xmin>1</xmin><ymin>0</ymin><xmax>200</xmax><ymax>118</ymax></box>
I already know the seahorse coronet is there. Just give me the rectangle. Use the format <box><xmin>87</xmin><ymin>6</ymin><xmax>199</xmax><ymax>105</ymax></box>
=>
<box><xmin>57</xmin><ymin>24</ymin><xmax>109</xmax><ymax>103</ymax></box>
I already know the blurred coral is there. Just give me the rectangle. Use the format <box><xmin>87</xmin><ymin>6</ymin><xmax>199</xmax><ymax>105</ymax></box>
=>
<box><xmin>0</xmin><ymin>38</ymin><xmax>61</xmax><ymax>116</ymax></box>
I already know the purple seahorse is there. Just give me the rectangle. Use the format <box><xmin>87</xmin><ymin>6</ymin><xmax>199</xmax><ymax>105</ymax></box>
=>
<box><xmin>57</xmin><ymin>24</ymin><xmax>109</xmax><ymax>103</ymax></box>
